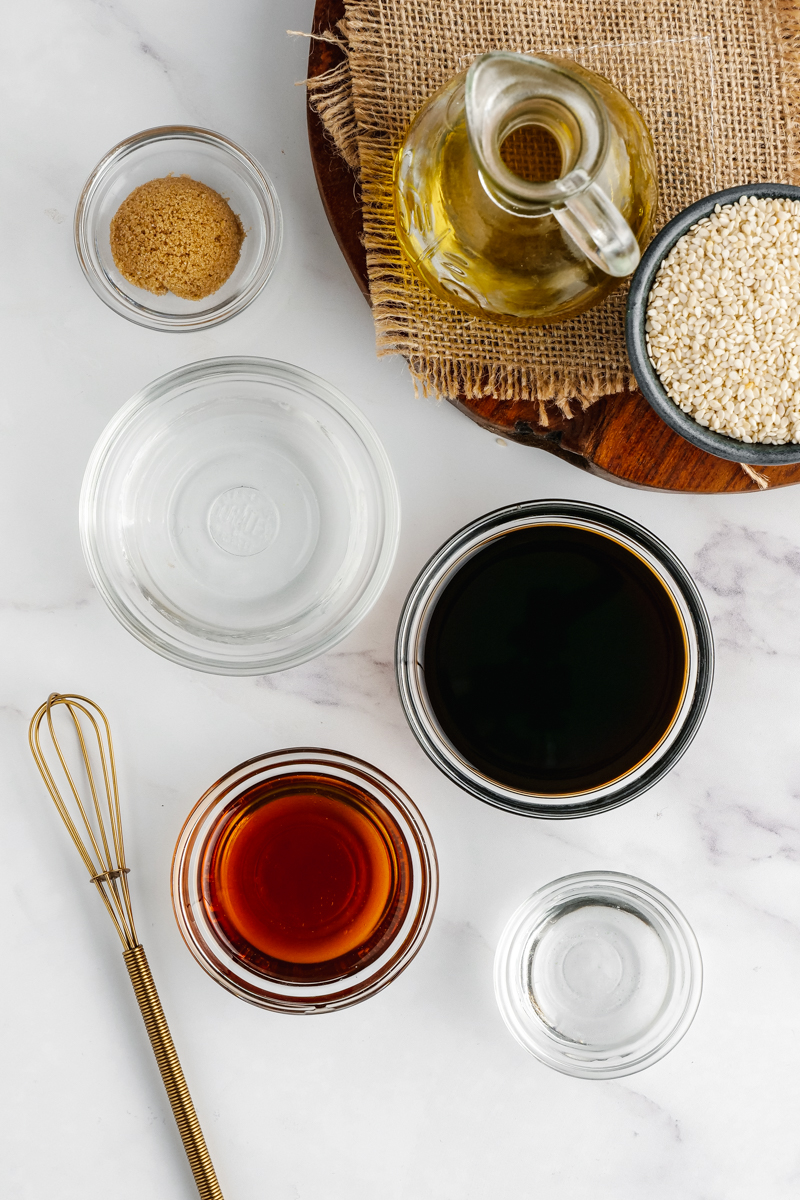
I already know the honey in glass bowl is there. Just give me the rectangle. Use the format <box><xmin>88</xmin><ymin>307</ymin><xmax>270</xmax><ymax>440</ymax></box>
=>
<box><xmin>202</xmin><ymin>774</ymin><xmax>411</xmax><ymax>984</ymax></box>
<box><xmin>172</xmin><ymin>750</ymin><xmax>438</xmax><ymax>1012</ymax></box>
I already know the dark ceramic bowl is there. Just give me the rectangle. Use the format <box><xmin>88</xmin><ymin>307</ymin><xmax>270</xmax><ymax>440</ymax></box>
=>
<box><xmin>626</xmin><ymin>183</ymin><xmax>800</xmax><ymax>465</ymax></box>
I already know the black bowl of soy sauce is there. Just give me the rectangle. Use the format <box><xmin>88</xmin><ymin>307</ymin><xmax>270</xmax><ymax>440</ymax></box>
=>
<box><xmin>396</xmin><ymin>501</ymin><xmax>713</xmax><ymax>819</ymax></box>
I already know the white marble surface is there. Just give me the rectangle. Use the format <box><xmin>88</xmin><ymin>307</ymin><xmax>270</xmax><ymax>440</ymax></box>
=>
<box><xmin>4</xmin><ymin>2</ymin><xmax>800</xmax><ymax>1197</ymax></box>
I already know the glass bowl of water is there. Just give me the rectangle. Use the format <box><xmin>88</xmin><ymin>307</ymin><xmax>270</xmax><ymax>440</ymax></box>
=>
<box><xmin>494</xmin><ymin>871</ymin><xmax>702</xmax><ymax>1078</ymax></box>
<box><xmin>80</xmin><ymin>358</ymin><xmax>400</xmax><ymax>674</ymax></box>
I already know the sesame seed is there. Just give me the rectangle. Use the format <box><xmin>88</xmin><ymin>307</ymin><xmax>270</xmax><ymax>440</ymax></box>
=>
<box><xmin>646</xmin><ymin>196</ymin><xmax>800</xmax><ymax>444</ymax></box>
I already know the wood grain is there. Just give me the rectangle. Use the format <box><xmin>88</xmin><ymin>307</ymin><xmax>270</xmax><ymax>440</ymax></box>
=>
<box><xmin>306</xmin><ymin>0</ymin><xmax>800</xmax><ymax>493</ymax></box>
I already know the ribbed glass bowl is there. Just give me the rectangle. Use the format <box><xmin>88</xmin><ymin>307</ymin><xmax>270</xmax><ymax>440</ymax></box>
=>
<box><xmin>494</xmin><ymin>872</ymin><xmax>703</xmax><ymax>1078</ymax></box>
<box><xmin>80</xmin><ymin>358</ymin><xmax>400</xmax><ymax>674</ymax></box>
<box><xmin>172</xmin><ymin>749</ymin><xmax>438</xmax><ymax>1013</ymax></box>
<box><xmin>74</xmin><ymin>125</ymin><xmax>282</xmax><ymax>331</ymax></box>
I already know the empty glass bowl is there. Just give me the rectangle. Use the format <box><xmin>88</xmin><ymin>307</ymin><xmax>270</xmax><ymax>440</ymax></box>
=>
<box><xmin>172</xmin><ymin>749</ymin><xmax>439</xmax><ymax>1012</ymax></box>
<box><xmin>494</xmin><ymin>871</ymin><xmax>703</xmax><ymax>1078</ymax></box>
<box><xmin>74</xmin><ymin>126</ymin><xmax>282</xmax><ymax>330</ymax></box>
<box><xmin>80</xmin><ymin>358</ymin><xmax>400</xmax><ymax>674</ymax></box>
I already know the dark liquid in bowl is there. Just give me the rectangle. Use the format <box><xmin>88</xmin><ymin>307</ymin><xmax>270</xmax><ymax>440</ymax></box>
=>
<box><xmin>202</xmin><ymin>774</ymin><xmax>411</xmax><ymax>984</ymax></box>
<box><xmin>422</xmin><ymin>525</ymin><xmax>687</xmax><ymax>794</ymax></box>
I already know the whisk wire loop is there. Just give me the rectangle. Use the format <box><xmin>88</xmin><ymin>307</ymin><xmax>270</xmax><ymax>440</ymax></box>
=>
<box><xmin>29</xmin><ymin>693</ymin><xmax>138</xmax><ymax>949</ymax></box>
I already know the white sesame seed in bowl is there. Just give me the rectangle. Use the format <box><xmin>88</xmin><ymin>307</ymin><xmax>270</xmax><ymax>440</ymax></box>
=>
<box><xmin>626</xmin><ymin>184</ymin><xmax>800</xmax><ymax>465</ymax></box>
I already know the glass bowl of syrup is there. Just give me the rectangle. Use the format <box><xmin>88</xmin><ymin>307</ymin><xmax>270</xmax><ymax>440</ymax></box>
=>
<box><xmin>396</xmin><ymin>500</ymin><xmax>714</xmax><ymax>818</ymax></box>
<box><xmin>172</xmin><ymin>750</ymin><xmax>438</xmax><ymax>1012</ymax></box>
<box><xmin>494</xmin><ymin>872</ymin><xmax>703</xmax><ymax>1078</ymax></box>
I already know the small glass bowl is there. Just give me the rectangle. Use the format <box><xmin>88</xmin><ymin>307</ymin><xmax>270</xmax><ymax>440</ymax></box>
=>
<box><xmin>396</xmin><ymin>499</ymin><xmax>714</xmax><ymax>818</ymax></box>
<box><xmin>74</xmin><ymin>126</ymin><xmax>282</xmax><ymax>331</ymax></box>
<box><xmin>494</xmin><ymin>872</ymin><xmax>702</xmax><ymax>1079</ymax></box>
<box><xmin>172</xmin><ymin>749</ymin><xmax>439</xmax><ymax>1013</ymax></box>
<box><xmin>79</xmin><ymin>357</ymin><xmax>400</xmax><ymax>674</ymax></box>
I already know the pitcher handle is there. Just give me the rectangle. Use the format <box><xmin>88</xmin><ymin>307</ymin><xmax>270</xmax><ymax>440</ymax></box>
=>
<box><xmin>553</xmin><ymin>176</ymin><xmax>640</xmax><ymax>277</ymax></box>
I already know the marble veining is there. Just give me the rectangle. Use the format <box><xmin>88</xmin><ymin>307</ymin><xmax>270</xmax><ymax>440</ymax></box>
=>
<box><xmin>694</xmin><ymin>521</ymin><xmax>800</xmax><ymax>655</ymax></box>
<box><xmin>257</xmin><ymin>644</ymin><xmax>400</xmax><ymax>721</ymax></box>
<box><xmin>4</xmin><ymin>1</ymin><xmax>800</xmax><ymax>1197</ymax></box>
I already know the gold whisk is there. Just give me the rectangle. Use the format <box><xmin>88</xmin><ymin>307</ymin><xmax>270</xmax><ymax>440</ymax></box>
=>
<box><xmin>29</xmin><ymin>693</ymin><xmax>224</xmax><ymax>1200</ymax></box>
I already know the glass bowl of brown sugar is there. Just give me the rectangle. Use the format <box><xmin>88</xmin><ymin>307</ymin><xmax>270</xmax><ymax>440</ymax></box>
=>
<box><xmin>75</xmin><ymin>126</ymin><xmax>282</xmax><ymax>331</ymax></box>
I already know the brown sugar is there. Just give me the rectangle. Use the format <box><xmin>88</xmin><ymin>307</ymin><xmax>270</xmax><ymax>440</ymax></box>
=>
<box><xmin>109</xmin><ymin>175</ymin><xmax>245</xmax><ymax>300</ymax></box>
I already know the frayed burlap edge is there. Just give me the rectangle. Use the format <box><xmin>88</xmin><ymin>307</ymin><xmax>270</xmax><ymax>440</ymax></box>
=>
<box><xmin>399</xmin><ymin>359</ymin><xmax>628</xmax><ymax>425</ymax></box>
<box><xmin>292</xmin><ymin>28</ymin><xmax>360</xmax><ymax>171</ymax></box>
<box><xmin>300</xmin><ymin>1</ymin><xmax>800</xmax><ymax>464</ymax></box>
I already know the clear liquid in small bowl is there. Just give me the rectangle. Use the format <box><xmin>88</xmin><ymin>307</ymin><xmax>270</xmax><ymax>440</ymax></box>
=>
<box><xmin>529</xmin><ymin>902</ymin><xmax>670</xmax><ymax>1046</ymax></box>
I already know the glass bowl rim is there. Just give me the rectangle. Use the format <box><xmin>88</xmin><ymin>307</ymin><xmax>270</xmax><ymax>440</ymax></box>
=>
<box><xmin>74</xmin><ymin>124</ymin><xmax>283</xmax><ymax>332</ymax></box>
<box><xmin>395</xmin><ymin>498</ymin><xmax>714</xmax><ymax>818</ymax></box>
<box><xmin>171</xmin><ymin>747</ymin><xmax>439</xmax><ymax>1012</ymax></box>
<box><xmin>79</xmin><ymin>355</ymin><xmax>401</xmax><ymax>675</ymax></box>
<box><xmin>493</xmin><ymin>869</ymin><xmax>703</xmax><ymax>1079</ymax></box>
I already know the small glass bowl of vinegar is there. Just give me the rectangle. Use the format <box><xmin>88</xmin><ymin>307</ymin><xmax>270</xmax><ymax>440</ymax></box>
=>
<box><xmin>172</xmin><ymin>750</ymin><xmax>438</xmax><ymax>1012</ymax></box>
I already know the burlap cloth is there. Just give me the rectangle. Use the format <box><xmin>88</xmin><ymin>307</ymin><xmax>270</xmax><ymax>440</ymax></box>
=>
<box><xmin>306</xmin><ymin>0</ymin><xmax>800</xmax><ymax>418</ymax></box>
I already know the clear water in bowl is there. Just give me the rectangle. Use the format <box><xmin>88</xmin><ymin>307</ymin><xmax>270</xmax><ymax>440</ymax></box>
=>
<box><xmin>121</xmin><ymin>396</ymin><xmax>356</xmax><ymax>640</ymax></box>
<box><xmin>81</xmin><ymin>359</ymin><xmax>399</xmax><ymax>673</ymax></box>
<box><xmin>528</xmin><ymin>902</ymin><xmax>671</xmax><ymax>1047</ymax></box>
<box><xmin>494</xmin><ymin>871</ymin><xmax>702</xmax><ymax>1078</ymax></box>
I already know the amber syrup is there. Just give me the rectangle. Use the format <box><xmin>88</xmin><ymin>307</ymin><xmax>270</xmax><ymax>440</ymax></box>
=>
<box><xmin>201</xmin><ymin>773</ymin><xmax>412</xmax><ymax>984</ymax></box>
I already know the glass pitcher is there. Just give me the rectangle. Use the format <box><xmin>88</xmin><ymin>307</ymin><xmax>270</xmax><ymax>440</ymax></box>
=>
<box><xmin>394</xmin><ymin>51</ymin><xmax>658</xmax><ymax>325</ymax></box>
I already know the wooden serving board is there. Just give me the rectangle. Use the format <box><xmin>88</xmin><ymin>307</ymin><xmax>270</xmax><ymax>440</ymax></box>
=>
<box><xmin>306</xmin><ymin>1</ymin><xmax>800</xmax><ymax>493</ymax></box>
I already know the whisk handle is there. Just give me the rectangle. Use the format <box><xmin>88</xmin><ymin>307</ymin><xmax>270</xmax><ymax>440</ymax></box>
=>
<box><xmin>124</xmin><ymin>944</ymin><xmax>224</xmax><ymax>1200</ymax></box>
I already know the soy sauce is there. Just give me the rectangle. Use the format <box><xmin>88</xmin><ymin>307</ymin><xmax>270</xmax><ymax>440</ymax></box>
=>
<box><xmin>422</xmin><ymin>525</ymin><xmax>687</xmax><ymax>794</ymax></box>
<box><xmin>202</xmin><ymin>774</ymin><xmax>411</xmax><ymax>984</ymax></box>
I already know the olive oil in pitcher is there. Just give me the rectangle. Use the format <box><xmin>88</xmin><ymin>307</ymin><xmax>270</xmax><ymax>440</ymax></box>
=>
<box><xmin>394</xmin><ymin>52</ymin><xmax>658</xmax><ymax>324</ymax></box>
